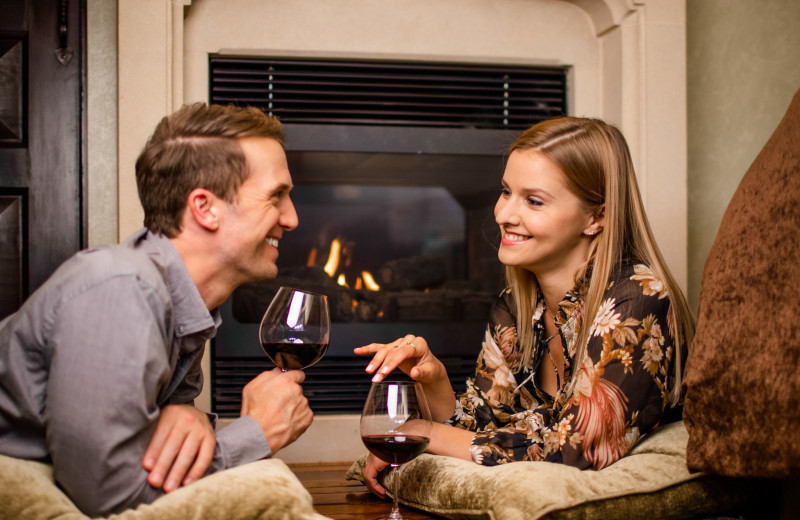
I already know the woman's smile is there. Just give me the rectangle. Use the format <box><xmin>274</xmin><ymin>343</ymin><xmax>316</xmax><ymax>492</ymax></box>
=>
<box><xmin>501</xmin><ymin>232</ymin><xmax>531</xmax><ymax>245</ymax></box>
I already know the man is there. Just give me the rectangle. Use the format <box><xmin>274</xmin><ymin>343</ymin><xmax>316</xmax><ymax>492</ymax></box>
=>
<box><xmin>0</xmin><ymin>103</ymin><xmax>313</xmax><ymax>516</ymax></box>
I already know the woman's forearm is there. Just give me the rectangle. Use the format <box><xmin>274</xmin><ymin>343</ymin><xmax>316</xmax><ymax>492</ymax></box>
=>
<box><xmin>418</xmin><ymin>360</ymin><xmax>457</xmax><ymax>422</ymax></box>
<box><xmin>426</xmin><ymin>422</ymin><xmax>474</xmax><ymax>460</ymax></box>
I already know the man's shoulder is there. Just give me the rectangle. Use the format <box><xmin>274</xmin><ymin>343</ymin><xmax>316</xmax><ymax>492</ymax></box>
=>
<box><xmin>52</xmin><ymin>237</ymin><xmax>168</xmax><ymax>297</ymax></box>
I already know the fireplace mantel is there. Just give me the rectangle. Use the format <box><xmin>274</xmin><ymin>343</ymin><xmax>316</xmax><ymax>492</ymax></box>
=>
<box><xmin>117</xmin><ymin>0</ymin><xmax>686</xmax><ymax>463</ymax></box>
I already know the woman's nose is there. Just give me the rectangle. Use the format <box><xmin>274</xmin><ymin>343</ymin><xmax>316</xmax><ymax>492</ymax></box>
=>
<box><xmin>494</xmin><ymin>196</ymin><xmax>517</xmax><ymax>225</ymax></box>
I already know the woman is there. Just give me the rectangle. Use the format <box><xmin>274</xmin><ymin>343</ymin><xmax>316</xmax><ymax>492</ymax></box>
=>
<box><xmin>355</xmin><ymin>116</ymin><xmax>695</xmax><ymax>497</ymax></box>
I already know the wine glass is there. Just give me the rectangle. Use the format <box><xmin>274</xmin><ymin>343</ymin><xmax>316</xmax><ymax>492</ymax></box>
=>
<box><xmin>259</xmin><ymin>287</ymin><xmax>330</xmax><ymax>371</ymax></box>
<box><xmin>360</xmin><ymin>381</ymin><xmax>432</xmax><ymax>520</ymax></box>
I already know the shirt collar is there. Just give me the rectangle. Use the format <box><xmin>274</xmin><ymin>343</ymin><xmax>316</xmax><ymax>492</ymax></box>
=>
<box><xmin>132</xmin><ymin>229</ymin><xmax>220</xmax><ymax>338</ymax></box>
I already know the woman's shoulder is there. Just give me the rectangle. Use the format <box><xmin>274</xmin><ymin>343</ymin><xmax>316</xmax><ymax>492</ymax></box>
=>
<box><xmin>610</xmin><ymin>262</ymin><xmax>669</xmax><ymax>297</ymax></box>
<box><xmin>601</xmin><ymin>262</ymin><xmax>673</xmax><ymax>319</ymax></box>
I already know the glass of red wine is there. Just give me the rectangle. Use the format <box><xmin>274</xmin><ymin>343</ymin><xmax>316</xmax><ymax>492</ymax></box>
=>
<box><xmin>360</xmin><ymin>381</ymin><xmax>432</xmax><ymax>520</ymax></box>
<box><xmin>259</xmin><ymin>287</ymin><xmax>330</xmax><ymax>371</ymax></box>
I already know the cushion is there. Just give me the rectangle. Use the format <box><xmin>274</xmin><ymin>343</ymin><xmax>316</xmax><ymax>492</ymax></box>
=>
<box><xmin>682</xmin><ymin>88</ymin><xmax>800</xmax><ymax>478</ymax></box>
<box><xmin>0</xmin><ymin>452</ymin><xmax>330</xmax><ymax>520</ymax></box>
<box><xmin>346</xmin><ymin>421</ymin><xmax>764</xmax><ymax>520</ymax></box>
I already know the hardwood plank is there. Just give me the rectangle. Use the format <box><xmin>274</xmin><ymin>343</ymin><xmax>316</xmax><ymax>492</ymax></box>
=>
<box><xmin>289</xmin><ymin>462</ymin><xmax>446</xmax><ymax>519</ymax></box>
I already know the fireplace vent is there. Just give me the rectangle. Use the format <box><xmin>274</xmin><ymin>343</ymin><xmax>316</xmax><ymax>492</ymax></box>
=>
<box><xmin>213</xmin><ymin>355</ymin><xmax>476</xmax><ymax>416</ymax></box>
<box><xmin>209</xmin><ymin>56</ymin><xmax>567</xmax><ymax>129</ymax></box>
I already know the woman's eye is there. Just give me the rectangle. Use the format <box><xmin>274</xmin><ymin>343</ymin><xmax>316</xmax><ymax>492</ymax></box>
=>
<box><xmin>500</xmin><ymin>187</ymin><xmax>511</xmax><ymax>196</ymax></box>
<box><xmin>526</xmin><ymin>197</ymin><xmax>544</xmax><ymax>207</ymax></box>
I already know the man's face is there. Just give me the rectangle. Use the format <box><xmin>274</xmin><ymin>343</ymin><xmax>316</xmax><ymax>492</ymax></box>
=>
<box><xmin>219</xmin><ymin>137</ymin><xmax>298</xmax><ymax>285</ymax></box>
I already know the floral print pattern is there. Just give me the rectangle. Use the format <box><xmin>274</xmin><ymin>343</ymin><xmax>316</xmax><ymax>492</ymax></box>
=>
<box><xmin>447</xmin><ymin>264</ymin><xmax>679</xmax><ymax>469</ymax></box>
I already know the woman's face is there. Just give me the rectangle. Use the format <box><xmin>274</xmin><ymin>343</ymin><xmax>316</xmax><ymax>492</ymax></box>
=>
<box><xmin>494</xmin><ymin>148</ymin><xmax>600</xmax><ymax>277</ymax></box>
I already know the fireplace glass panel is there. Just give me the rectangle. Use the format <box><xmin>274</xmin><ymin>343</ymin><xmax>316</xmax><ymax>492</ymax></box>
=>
<box><xmin>212</xmin><ymin>162</ymin><xmax>505</xmax><ymax>415</ymax></box>
<box><xmin>279</xmin><ymin>184</ymin><xmax>467</xmax><ymax>296</ymax></box>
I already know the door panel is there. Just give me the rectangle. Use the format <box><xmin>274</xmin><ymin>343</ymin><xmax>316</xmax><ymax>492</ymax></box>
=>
<box><xmin>0</xmin><ymin>191</ymin><xmax>26</xmax><ymax>318</ymax></box>
<box><xmin>0</xmin><ymin>0</ymin><xmax>85</xmax><ymax>320</ymax></box>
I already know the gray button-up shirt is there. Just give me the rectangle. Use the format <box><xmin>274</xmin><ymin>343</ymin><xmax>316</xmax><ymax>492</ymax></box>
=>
<box><xmin>0</xmin><ymin>229</ymin><xmax>270</xmax><ymax>516</ymax></box>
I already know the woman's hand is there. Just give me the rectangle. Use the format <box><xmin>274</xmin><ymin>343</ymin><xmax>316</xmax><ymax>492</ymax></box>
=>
<box><xmin>355</xmin><ymin>335</ymin><xmax>458</xmax><ymax>421</ymax></box>
<box><xmin>361</xmin><ymin>423</ymin><xmax>476</xmax><ymax>498</ymax></box>
<box><xmin>362</xmin><ymin>453</ymin><xmax>390</xmax><ymax>498</ymax></box>
<box><xmin>354</xmin><ymin>334</ymin><xmax>445</xmax><ymax>384</ymax></box>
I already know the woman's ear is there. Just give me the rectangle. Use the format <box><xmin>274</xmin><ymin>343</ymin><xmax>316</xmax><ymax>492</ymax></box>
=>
<box><xmin>585</xmin><ymin>205</ymin><xmax>605</xmax><ymax>236</ymax></box>
<box><xmin>186</xmin><ymin>188</ymin><xmax>220</xmax><ymax>231</ymax></box>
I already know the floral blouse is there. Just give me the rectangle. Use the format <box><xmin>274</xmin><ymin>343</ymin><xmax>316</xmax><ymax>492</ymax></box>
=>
<box><xmin>447</xmin><ymin>264</ymin><xmax>678</xmax><ymax>469</ymax></box>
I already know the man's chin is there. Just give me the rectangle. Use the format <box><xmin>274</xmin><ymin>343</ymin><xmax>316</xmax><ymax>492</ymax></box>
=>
<box><xmin>248</xmin><ymin>265</ymin><xmax>279</xmax><ymax>284</ymax></box>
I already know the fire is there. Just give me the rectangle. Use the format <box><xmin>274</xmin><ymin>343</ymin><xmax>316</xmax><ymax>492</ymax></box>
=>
<box><xmin>362</xmin><ymin>271</ymin><xmax>381</xmax><ymax>291</ymax></box>
<box><xmin>323</xmin><ymin>239</ymin><xmax>341</xmax><ymax>277</ymax></box>
<box><xmin>322</xmin><ymin>238</ymin><xmax>380</xmax><ymax>291</ymax></box>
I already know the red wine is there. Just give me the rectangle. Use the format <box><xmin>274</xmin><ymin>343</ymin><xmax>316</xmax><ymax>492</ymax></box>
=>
<box><xmin>361</xmin><ymin>434</ymin><xmax>429</xmax><ymax>465</ymax></box>
<box><xmin>262</xmin><ymin>342</ymin><xmax>328</xmax><ymax>370</ymax></box>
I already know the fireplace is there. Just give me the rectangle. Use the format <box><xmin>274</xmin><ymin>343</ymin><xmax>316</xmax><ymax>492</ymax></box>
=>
<box><xmin>208</xmin><ymin>56</ymin><xmax>568</xmax><ymax>415</ymax></box>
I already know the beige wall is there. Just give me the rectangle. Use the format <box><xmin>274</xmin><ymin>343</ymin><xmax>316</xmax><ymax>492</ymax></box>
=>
<box><xmin>86</xmin><ymin>0</ymin><xmax>118</xmax><ymax>247</ymax></box>
<box><xmin>686</xmin><ymin>0</ymin><xmax>800</xmax><ymax>310</ymax></box>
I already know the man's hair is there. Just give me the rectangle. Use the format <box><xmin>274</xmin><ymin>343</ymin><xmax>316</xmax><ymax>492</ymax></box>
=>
<box><xmin>135</xmin><ymin>102</ymin><xmax>284</xmax><ymax>237</ymax></box>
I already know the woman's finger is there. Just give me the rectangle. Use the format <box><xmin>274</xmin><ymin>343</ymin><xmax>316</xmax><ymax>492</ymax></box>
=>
<box><xmin>362</xmin><ymin>455</ymin><xmax>387</xmax><ymax>498</ymax></box>
<box><xmin>355</xmin><ymin>337</ymin><xmax>415</xmax><ymax>376</ymax></box>
<box><xmin>369</xmin><ymin>342</ymin><xmax>421</xmax><ymax>382</ymax></box>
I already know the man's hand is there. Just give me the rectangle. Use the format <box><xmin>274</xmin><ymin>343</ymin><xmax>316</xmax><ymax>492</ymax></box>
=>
<box><xmin>240</xmin><ymin>368</ymin><xmax>313</xmax><ymax>453</ymax></box>
<box><xmin>142</xmin><ymin>404</ymin><xmax>216</xmax><ymax>492</ymax></box>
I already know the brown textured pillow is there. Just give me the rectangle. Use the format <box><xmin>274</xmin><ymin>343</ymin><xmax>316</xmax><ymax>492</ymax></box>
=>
<box><xmin>0</xmin><ymin>452</ymin><xmax>330</xmax><ymax>520</ymax></box>
<box><xmin>347</xmin><ymin>421</ymin><xmax>761</xmax><ymax>520</ymax></box>
<box><xmin>683</xmin><ymin>88</ymin><xmax>800</xmax><ymax>478</ymax></box>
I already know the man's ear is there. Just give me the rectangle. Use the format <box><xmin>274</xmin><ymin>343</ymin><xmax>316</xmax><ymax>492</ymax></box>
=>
<box><xmin>186</xmin><ymin>188</ymin><xmax>220</xmax><ymax>231</ymax></box>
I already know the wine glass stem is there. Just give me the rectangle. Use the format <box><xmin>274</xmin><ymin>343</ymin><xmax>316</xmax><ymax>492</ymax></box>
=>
<box><xmin>389</xmin><ymin>465</ymin><xmax>402</xmax><ymax>519</ymax></box>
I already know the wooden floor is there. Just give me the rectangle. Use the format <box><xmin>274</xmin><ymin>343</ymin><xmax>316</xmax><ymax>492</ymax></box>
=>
<box><xmin>289</xmin><ymin>462</ymin><xmax>445</xmax><ymax>519</ymax></box>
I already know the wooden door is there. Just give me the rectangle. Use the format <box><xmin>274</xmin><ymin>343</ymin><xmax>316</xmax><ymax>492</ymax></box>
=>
<box><xmin>0</xmin><ymin>0</ymin><xmax>85</xmax><ymax>319</ymax></box>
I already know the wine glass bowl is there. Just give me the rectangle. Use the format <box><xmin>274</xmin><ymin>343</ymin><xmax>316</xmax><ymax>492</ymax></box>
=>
<box><xmin>360</xmin><ymin>381</ymin><xmax>432</xmax><ymax>520</ymax></box>
<box><xmin>259</xmin><ymin>287</ymin><xmax>330</xmax><ymax>371</ymax></box>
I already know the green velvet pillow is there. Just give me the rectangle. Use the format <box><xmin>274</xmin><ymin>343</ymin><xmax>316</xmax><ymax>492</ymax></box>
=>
<box><xmin>0</xmin><ymin>453</ymin><xmax>329</xmax><ymax>520</ymax></box>
<box><xmin>347</xmin><ymin>421</ymin><xmax>762</xmax><ymax>520</ymax></box>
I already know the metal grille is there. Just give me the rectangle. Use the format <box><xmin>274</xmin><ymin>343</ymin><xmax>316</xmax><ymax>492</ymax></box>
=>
<box><xmin>209</xmin><ymin>56</ymin><xmax>567</xmax><ymax>129</ymax></box>
<box><xmin>213</xmin><ymin>355</ymin><xmax>476</xmax><ymax>416</ymax></box>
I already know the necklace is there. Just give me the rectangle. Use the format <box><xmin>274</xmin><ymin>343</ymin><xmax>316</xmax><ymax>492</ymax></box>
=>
<box><xmin>544</xmin><ymin>306</ymin><xmax>563</xmax><ymax>389</ymax></box>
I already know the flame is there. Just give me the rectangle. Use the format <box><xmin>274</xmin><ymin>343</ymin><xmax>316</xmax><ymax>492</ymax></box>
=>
<box><xmin>319</xmin><ymin>238</ymin><xmax>380</xmax><ymax>292</ymax></box>
<box><xmin>306</xmin><ymin>247</ymin><xmax>318</xmax><ymax>267</ymax></box>
<box><xmin>324</xmin><ymin>239</ymin><xmax>341</xmax><ymax>277</ymax></box>
<box><xmin>362</xmin><ymin>271</ymin><xmax>381</xmax><ymax>291</ymax></box>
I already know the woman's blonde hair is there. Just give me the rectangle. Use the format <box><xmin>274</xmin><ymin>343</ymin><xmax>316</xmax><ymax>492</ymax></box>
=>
<box><xmin>504</xmin><ymin>117</ymin><xmax>694</xmax><ymax>406</ymax></box>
